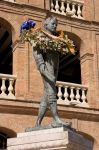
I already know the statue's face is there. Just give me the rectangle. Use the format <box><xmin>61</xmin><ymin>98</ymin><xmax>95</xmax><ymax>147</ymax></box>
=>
<box><xmin>45</xmin><ymin>18</ymin><xmax>57</xmax><ymax>34</ymax></box>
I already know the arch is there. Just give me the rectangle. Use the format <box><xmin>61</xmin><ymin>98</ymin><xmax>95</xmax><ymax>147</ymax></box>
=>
<box><xmin>77</xmin><ymin>131</ymin><xmax>94</xmax><ymax>150</ymax></box>
<box><xmin>58</xmin><ymin>31</ymin><xmax>82</xmax><ymax>84</ymax></box>
<box><xmin>0</xmin><ymin>17</ymin><xmax>15</xmax><ymax>74</ymax></box>
<box><xmin>77</xmin><ymin>131</ymin><xmax>94</xmax><ymax>142</ymax></box>
<box><xmin>64</xmin><ymin>31</ymin><xmax>82</xmax><ymax>51</ymax></box>
<box><xmin>0</xmin><ymin>127</ymin><xmax>17</xmax><ymax>149</ymax></box>
<box><xmin>0</xmin><ymin>127</ymin><xmax>17</xmax><ymax>137</ymax></box>
<box><xmin>0</xmin><ymin>17</ymin><xmax>15</xmax><ymax>36</ymax></box>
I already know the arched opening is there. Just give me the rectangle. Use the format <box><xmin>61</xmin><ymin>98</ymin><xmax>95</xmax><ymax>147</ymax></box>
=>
<box><xmin>77</xmin><ymin>131</ymin><xmax>94</xmax><ymax>142</ymax></box>
<box><xmin>0</xmin><ymin>132</ymin><xmax>9</xmax><ymax>149</ymax></box>
<box><xmin>0</xmin><ymin>18</ymin><xmax>13</xmax><ymax>74</ymax></box>
<box><xmin>0</xmin><ymin>127</ymin><xmax>16</xmax><ymax>149</ymax></box>
<box><xmin>77</xmin><ymin>131</ymin><xmax>94</xmax><ymax>149</ymax></box>
<box><xmin>58</xmin><ymin>32</ymin><xmax>81</xmax><ymax>84</ymax></box>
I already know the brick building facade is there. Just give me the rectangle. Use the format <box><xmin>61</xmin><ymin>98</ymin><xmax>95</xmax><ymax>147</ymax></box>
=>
<box><xmin>0</xmin><ymin>0</ymin><xmax>99</xmax><ymax>149</ymax></box>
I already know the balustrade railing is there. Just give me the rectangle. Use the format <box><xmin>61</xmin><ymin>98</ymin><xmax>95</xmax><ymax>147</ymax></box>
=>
<box><xmin>56</xmin><ymin>81</ymin><xmax>89</xmax><ymax>107</ymax></box>
<box><xmin>0</xmin><ymin>74</ymin><xmax>17</xmax><ymax>99</ymax></box>
<box><xmin>3</xmin><ymin>0</ymin><xmax>15</xmax><ymax>2</ymax></box>
<box><xmin>50</xmin><ymin>0</ymin><xmax>84</xmax><ymax>19</ymax></box>
<box><xmin>0</xmin><ymin>73</ymin><xmax>88</xmax><ymax>107</ymax></box>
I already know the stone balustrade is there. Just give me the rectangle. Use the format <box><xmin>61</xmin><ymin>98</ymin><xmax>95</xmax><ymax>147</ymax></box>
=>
<box><xmin>56</xmin><ymin>81</ymin><xmax>89</xmax><ymax>107</ymax></box>
<box><xmin>3</xmin><ymin>0</ymin><xmax>84</xmax><ymax>19</ymax></box>
<box><xmin>3</xmin><ymin>0</ymin><xmax>15</xmax><ymax>2</ymax></box>
<box><xmin>0</xmin><ymin>73</ymin><xmax>89</xmax><ymax>107</ymax></box>
<box><xmin>0</xmin><ymin>74</ymin><xmax>17</xmax><ymax>99</ymax></box>
<box><xmin>50</xmin><ymin>0</ymin><xmax>84</xmax><ymax>19</ymax></box>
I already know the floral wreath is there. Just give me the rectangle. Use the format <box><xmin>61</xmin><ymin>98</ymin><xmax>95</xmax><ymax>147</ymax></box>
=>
<box><xmin>20</xmin><ymin>19</ymin><xmax>76</xmax><ymax>55</ymax></box>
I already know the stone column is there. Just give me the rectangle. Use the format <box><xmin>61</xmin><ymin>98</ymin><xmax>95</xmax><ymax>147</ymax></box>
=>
<box><xmin>80</xmin><ymin>53</ymin><xmax>95</xmax><ymax>105</ymax></box>
<box><xmin>13</xmin><ymin>42</ymin><xmax>29</xmax><ymax>100</ymax></box>
<box><xmin>13</xmin><ymin>41</ymin><xmax>43</xmax><ymax>101</ymax></box>
<box><xmin>95</xmin><ymin>34</ymin><xmax>99</xmax><ymax>107</ymax></box>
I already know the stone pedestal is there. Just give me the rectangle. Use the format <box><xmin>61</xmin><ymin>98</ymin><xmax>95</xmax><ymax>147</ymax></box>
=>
<box><xmin>7</xmin><ymin>127</ymin><xmax>93</xmax><ymax>150</ymax></box>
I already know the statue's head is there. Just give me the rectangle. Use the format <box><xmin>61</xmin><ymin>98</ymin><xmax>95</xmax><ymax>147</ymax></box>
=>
<box><xmin>44</xmin><ymin>16</ymin><xmax>58</xmax><ymax>34</ymax></box>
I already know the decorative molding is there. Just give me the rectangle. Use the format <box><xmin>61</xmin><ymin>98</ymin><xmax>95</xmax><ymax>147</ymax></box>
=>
<box><xmin>0</xmin><ymin>0</ymin><xmax>99</xmax><ymax>32</ymax></box>
<box><xmin>80</xmin><ymin>53</ymin><xmax>94</xmax><ymax>64</ymax></box>
<box><xmin>0</xmin><ymin>99</ymin><xmax>99</xmax><ymax>121</ymax></box>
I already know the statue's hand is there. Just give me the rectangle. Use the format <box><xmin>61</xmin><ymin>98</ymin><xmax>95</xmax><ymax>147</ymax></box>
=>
<box><xmin>39</xmin><ymin>64</ymin><xmax>55</xmax><ymax>82</ymax></box>
<box><xmin>42</xmin><ymin>30</ymin><xmax>64</xmax><ymax>42</ymax></box>
<box><xmin>51</xmin><ymin>36</ymin><xmax>66</xmax><ymax>43</ymax></box>
<box><xmin>55</xmin><ymin>37</ymin><xmax>66</xmax><ymax>42</ymax></box>
<box><xmin>39</xmin><ymin>63</ymin><xmax>46</xmax><ymax>75</ymax></box>
<box><xmin>51</xmin><ymin>36</ymin><xmax>60</xmax><ymax>40</ymax></box>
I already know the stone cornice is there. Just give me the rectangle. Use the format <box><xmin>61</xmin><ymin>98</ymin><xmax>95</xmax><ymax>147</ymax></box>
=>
<box><xmin>0</xmin><ymin>1</ymin><xmax>99</xmax><ymax>32</ymax></box>
<box><xmin>0</xmin><ymin>0</ymin><xmax>46</xmax><ymax>18</ymax></box>
<box><xmin>0</xmin><ymin>99</ymin><xmax>99</xmax><ymax>122</ymax></box>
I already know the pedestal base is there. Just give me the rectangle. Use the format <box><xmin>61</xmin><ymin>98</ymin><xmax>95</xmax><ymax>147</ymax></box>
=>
<box><xmin>7</xmin><ymin>127</ymin><xmax>93</xmax><ymax>150</ymax></box>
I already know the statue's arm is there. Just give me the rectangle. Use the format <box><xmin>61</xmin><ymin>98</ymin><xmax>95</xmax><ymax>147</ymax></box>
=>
<box><xmin>33</xmin><ymin>49</ymin><xmax>45</xmax><ymax>71</ymax></box>
<box><xmin>33</xmin><ymin>49</ymin><xmax>55</xmax><ymax>82</ymax></box>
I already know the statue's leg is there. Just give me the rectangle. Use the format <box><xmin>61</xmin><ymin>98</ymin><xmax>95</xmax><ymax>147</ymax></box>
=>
<box><xmin>35</xmin><ymin>93</ymin><xmax>48</xmax><ymax>127</ymax></box>
<box><xmin>33</xmin><ymin>49</ymin><xmax>55</xmax><ymax>127</ymax></box>
<box><xmin>45</xmin><ymin>52</ymin><xmax>71</xmax><ymax>127</ymax></box>
<box><xmin>48</xmin><ymin>94</ymin><xmax>71</xmax><ymax>127</ymax></box>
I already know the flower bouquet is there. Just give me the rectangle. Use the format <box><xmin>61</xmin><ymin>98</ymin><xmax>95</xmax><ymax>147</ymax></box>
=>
<box><xmin>20</xmin><ymin>19</ymin><xmax>76</xmax><ymax>55</ymax></box>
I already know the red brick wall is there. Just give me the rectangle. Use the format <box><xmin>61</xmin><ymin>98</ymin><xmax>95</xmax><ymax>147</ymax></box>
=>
<box><xmin>93</xmin><ymin>0</ymin><xmax>99</xmax><ymax>22</ymax></box>
<box><xmin>0</xmin><ymin>2</ymin><xmax>99</xmax><ymax>149</ymax></box>
<box><xmin>0</xmin><ymin>1</ymin><xmax>98</xmax><ymax>106</ymax></box>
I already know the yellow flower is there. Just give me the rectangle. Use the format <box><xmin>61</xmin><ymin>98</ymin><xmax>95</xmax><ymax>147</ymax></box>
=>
<box><xmin>58</xmin><ymin>30</ymin><xmax>64</xmax><ymax>38</ymax></box>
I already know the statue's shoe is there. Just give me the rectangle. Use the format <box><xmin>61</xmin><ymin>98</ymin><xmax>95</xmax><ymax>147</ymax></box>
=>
<box><xmin>51</xmin><ymin>120</ymin><xmax>71</xmax><ymax>127</ymax></box>
<box><xmin>25</xmin><ymin>125</ymin><xmax>42</xmax><ymax>132</ymax></box>
<box><xmin>51</xmin><ymin>120</ymin><xmax>76</xmax><ymax>132</ymax></box>
<box><xmin>54</xmin><ymin>118</ymin><xmax>71</xmax><ymax>127</ymax></box>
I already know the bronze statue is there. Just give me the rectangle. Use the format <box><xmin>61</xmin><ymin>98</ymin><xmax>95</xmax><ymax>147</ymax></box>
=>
<box><xmin>33</xmin><ymin>16</ymin><xmax>71</xmax><ymax>128</ymax></box>
<box><xmin>20</xmin><ymin>15</ymin><xmax>75</xmax><ymax>131</ymax></box>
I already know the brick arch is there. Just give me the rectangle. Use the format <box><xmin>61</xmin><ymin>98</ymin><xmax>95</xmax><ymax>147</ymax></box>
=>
<box><xmin>58</xmin><ymin>31</ymin><xmax>82</xmax><ymax>84</ymax></box>
<box><xmin>64</xmin><ymin>31</ymin><xmax>82</xmax><ymax>51</ymax></box>
<box><xmin>0</xmin><ymin>127</ymin><xmax>17</xmax><ymax>149</ymax></box>
<box><xmin>0</xmin><ymin>17</ymin><xmax>15</xmax><ymax>74</ymax></box>
<box><xmin>77</xmin><ymin>131</ymin><xmax>94</xmax><ymax>146</ymax></box>
<box><xmin>0</xmin><ymin>17</ymin><xmax>15</xmax><ymax>36</ymax></box>
<box><xmin>77</xmin><ymin>131</ymin><xmax>94</xmax><ymax>150</ymax></box>
<box><xmin>0</xmin><ymin>127</ymin><xmax>17</xmax><ymax>137</ymax></box>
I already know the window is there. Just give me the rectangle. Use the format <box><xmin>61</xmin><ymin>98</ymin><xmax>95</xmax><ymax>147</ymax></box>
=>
<box><xmin>0</xmin><ymin>21</ymin><xmax>12</xmax><ymax>74</ymax></box>
<box><xmin>58</xmin><ymin>32</ymin><xmax>81</xmax><ymax>84</ymax></box>
<box><xmin>58</xmin><ymin>52</ymin><xmax>81</xmax><ymax>84</ymax></box>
